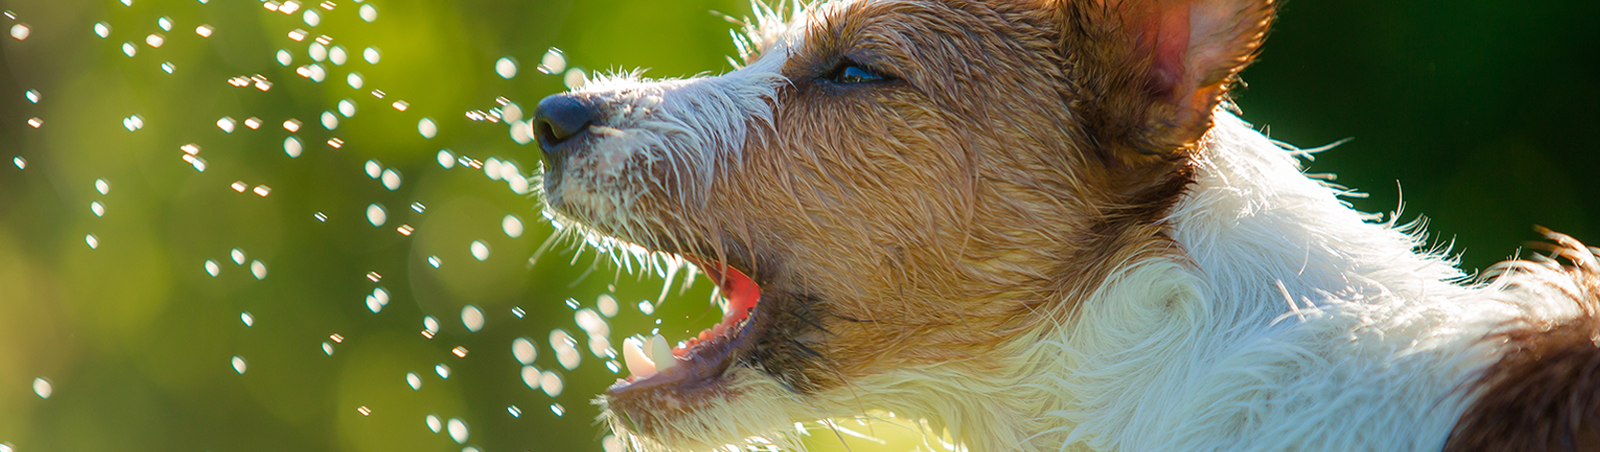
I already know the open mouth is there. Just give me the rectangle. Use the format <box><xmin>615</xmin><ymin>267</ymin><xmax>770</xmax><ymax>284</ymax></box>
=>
<box><xmin>609</xmin><ymin>255</ymin><xmax>763</xmax><ymax>391</ymax></box>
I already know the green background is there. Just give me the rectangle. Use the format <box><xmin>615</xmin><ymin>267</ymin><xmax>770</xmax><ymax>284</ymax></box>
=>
<box><xmin>0</xmin><ymin>0</ymin><xmax>1594</xmax><ymax>451</ymax></box>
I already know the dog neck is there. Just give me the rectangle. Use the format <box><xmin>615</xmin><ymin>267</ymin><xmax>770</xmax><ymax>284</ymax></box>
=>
<box><xmin>861</xmin><ymin>112</ymin><xmax>1523</xmax><ymax>452</ymax></box>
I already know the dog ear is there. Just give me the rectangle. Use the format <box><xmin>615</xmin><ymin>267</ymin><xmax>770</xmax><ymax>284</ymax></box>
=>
<box><xmin>1056</xmin><ymin>0</ymin><xmax>1274</xmax><ymax>158</ymax></box>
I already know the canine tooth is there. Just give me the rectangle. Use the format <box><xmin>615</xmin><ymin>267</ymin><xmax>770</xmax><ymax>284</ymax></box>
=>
<box><xmin>649</xmin><ymin>334</ymin><xmax>676</xmax><ymax>372</ymax></box>
<box><xmin>622</xmin><ymin>337</ymin><xmax>656</xmax><ymax>378</ymax></box>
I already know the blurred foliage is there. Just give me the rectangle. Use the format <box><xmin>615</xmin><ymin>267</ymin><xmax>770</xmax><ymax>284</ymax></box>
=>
<box><xmin>0</xmin><ymin>0</ymin><xmax>1593</xmax><ymax>451</ymax></box>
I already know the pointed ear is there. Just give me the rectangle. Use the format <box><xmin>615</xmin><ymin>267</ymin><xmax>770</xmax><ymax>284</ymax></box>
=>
<box><xmin>1057</xmin><ymin>0</ymin><xmax>1275</xmax><ymax>157</ymax></box>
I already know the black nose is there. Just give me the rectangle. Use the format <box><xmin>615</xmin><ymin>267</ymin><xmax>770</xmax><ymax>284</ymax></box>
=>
<box><xmin>533</xmin><ymin>94</ymin><xmax>599</xmax><ymax>160</ymax></box>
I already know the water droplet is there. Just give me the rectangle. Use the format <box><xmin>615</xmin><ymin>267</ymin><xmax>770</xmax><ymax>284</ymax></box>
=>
<box><xmin>195</xmin><ymin>25</ymin><xmax>213</xmax><ymax>38</ymax></box>
<box><xmin>26</xmin><ymin>117</ymin><xmax>41</xmax><ymax>128</ymax></box>
<box><xmin>241</xmin><ymin>312</ymin><xmax>253</xmax><ymax>326</ymax></box>
<box><xmin>495</xmin><ymin>57</ymin><xmax>518</xmax><ymax>79</ymax></box>
<box><xmin>365</xmin><ymin>295</ymin><xmax>384</xmax><ymax>313</ymax></box>
<box><xmin>426</xmin><ymin>414</ymin><xmax>442</xmax><ymax>433</ymax></box>
<box><xmin>144</xmin><ymin>33</ymin><xmax>165</xmax><ymax>48</ymax></box>
<box><xmin>424</xmin><ymin>316</ymin><xmax>440</xmax><ymax>335</ymax></box>
<box><xmin>287</xmin><ymin>29</ymin><xmax>306</xmax><ymax>41</ymax></box>
<box><xmin>451</xmin><ymin>346</ymin><xmax>469</xmax><ymax>358</ymax></box>
<box><xmin>320</xmin><ymin>111</ymin><xmax>338</xmax><ymax>130</ymax></box>
<box><xmin>32</xmin><ymin>377</ymin><xmax>52</xmax><ymax>399</ymax></box>
<box><xmin>542</xmin><ymin>371</ymin><xmax>563</xmax><ymax>397</ymax></box>
<box><xmin>356</xmin><ymin>406</ymin><xmax>371</xmax><ymax>416</ymax></box>
<box><xmin>231</xmin><ymin>181</ymin><xmax>248</xmax><ymax>192</ymax></box>
<box><xmin>371</xmin><ymin>287</ymin><xmax>389</xmax><ymax>306</ymax></box>
<box><xmin>283</xmin><ymin>119</ymin><xmax>302</xmax><ymax>132</ymax></box>
<box><xmin>363</xmin><ymin>160</ymin><xmax>381</xmax><ymax>178</ymax></box>
<box><xmin>602</xmin><ymin>435</ymin><xmax>622</xmax><ymax>452</ymax></box>
<box><xmin>362</xmin><ymin>46</ymin><xmax>380</xmax><ymax>64</ymax></box>
<box><xmin>406</xmin><ymin>372</ymin><xmax>421</xmax><ymax>390</ymax></box>
<box><xmin>437</xmin><ymin>150</ymin><xmax>456</xmax><ymax>168</ymax></box>
<box><xmin>231</xmin><ymin>356</ymin><xmax>247</xmax><ymax>374</ymax></box>
<box><xmin>391</xmin><ymin>100</ymin><xmax>409</xmax><ymax>111</ymax></box>
<box><xmin>314</xmin><ymin>212</ymin><xmax>328</xmax><ymax>222</ymax></box>
<box><xmin>469</xmin><ymin>241</ymin><xmax>489</xmax><ymax>261</ymax></box>
<box><xmin>250</xmin><ymin>260</ymin><xmax>267</xmax><ymax>279</ymax></box>
<box><xmin>427</xmin><ymin>256</ymin><xmax>441</xmax><ymax>268</ymax></box>
<box><xmin>308</xmin><ymin>42</ymin><xmax>327</xmax><ymax>62</ymax></box>
<box><xmin>217</xmin><ymin>117</ymin><xmax>236</xmax><ymax>133</ymax></box>
<box><xmin>410</xmin><ymin>202</ymin><xmax>426</xmax><ymax>213</ymax></box>
<box><xmin>538</xmin><ymin>48</ymin><xmax>566</xmax><ymax>74</ymax></box>
<box><xmin>502</xmin><ymin>215</ymin><xmax>524</xmax><ymax>238</ymax></box>
<box><xmin>122</xmin><ymin>42</ymin><xmax>137</xmax><ymax>57</ymax></box>
<box><xmin>521</xmin><ymin>365</ymin><xmax>541</xmax><ymax>390</ymax></box>
<box><xmin>157</xmin><ymin>16</ymin><xmax>173</xmax><ymax>31</ymax></box>
<box><xmin>303</xmin><ymin>10</ymin><xmax>320</xmax><ymax>26</ymax></box>
<box><xmin>321</xmin><ymin>341</ymin><xmax>334</xmax><ymax>355</ymax></box>
<box><xmin>359</xmin><ymin>4</ymin><xmax>378</xmax><ymax>22</ymax></box>
<box><xmin>276</xmin><ymin>49</ymin><xmax>292</xmax><ymax>66</ymax></box>
<box><xmin>507</xmin><ymin>405</ymin><xmax>521</xmax><ymax>418</ymax></box>
<box><xmin>563</xmin><ymin>67</ymin><xmax>587</xmax><ymax>89</ymax></box>
<box><xmin>253</xmin><ymin>185</ymin><xmax>271</xmax><ymax>197</ymax></box>
<box><xmin>513</xmin><ymin>337</ymin><xmax>536</xmax><ymax>365</ymax></box>
<box><xmin>461</xmin><ymin>305</ymin><xmax>485</xmax><ymax>332</ymax></box>
<box><xmin>345</xmin><ymin>72</ymin><xmax>363</xmax><ymax>89</ymax></box>
<box><xmin>380</xmin><ymin>169</ymin><xmax>401</xmax><ymax>190</ymax></box>
<box><xmin>123</xmin><ymin>115</ymin><xmax>143</xmax><ymax>131</ymax></box>
<box><xmin>550</xmin><ymin>403</ymin><xmax>565</xmax><ymax>417</ymax></box>
<box><xmin>11</xmin><ymin>156</ymin><xmax>23</xmax><ymax>169</ymax></box>
<box><xmin>10</xmin><ymin>24</ymin><xmax>29</xmax><ymax>41</ymax></box>
<box><xmin>299</xmin><ymin>64</ymin><xmax>327</xmax><ymax>82</ymax></box>
<box><xmin>231</xmin><ymin>249</ymin><xmax>246</xmax><ymax>265</ymax></box>
<box><xmin>205</xmin><ymin>260</ymin><xmax>220</xmax><ymax>277</ymax></box>
<box><xmin>446</xmin><ymin>418</ymin><xmax>468</xmax><ymax>444</ymax></box>
<box><xmin>160</xmin><ymin>62</ymin><xmax>175</xmax><ymax>74</ymax></box>
<box><xmin>435</xmin><ymin>363</ymin><xmax>450</xmax><ymax>379</ymax></box>
<box><xmin>24</xmin><ymin>89</ymin><xmax>39</xmax><ymax>103</ymax></box>
<box><xmin>335</xmin><ymin>99</ymin><xmax>358</xmax><ymax>119</ymax></box>
<box><xmin>94</xmin><ymin>22</ymin><xmax>111</xmax><ymax>38</ymax></box>
<box><xmin>90</xmin><ymin>201</ymin><xmax>105</xmax><ymax>217</ymax></box>
<box><xmin>418</xmin><ymin>118</ymin><xmax>437</xmax><ymax>139</ymax></box>
<box><xmin>85</xmin><ymin>234</ymin><xmax>99</xmax><ymax>249</ymax></box>
<box><xmin>598</xmin><ymin>294</ymin><xmax>619</xmax><ymax>317</ymax></box>
<box><xmin>284</xmin><ymin>136</ymin><xmax>303</xmax><ymax>158</ymax></box>
<box><xmin>638</xmin><ymin>300</ymin><xmax>654</xmax><ymax>315</ymax></box>
<box><xmin>510</xmin><ymin>120</ymin><xmax>534</xmax><ymax>145</ymax></box>
<box><xmin>512</xmin><ymin>306</ymin><xmax>525</xmax><ymax>318</ymax></box>
<box><xmin>366</xmin><ymin>271</ymin><xmax>382</xmax><ymax>282</ymax></box>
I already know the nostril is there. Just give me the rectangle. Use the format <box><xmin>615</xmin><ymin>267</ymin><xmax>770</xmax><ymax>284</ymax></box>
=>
<box><xmin>533</xmin><ymin>94</ymin><xmax>599</xmax><ymax>146</ymax></box>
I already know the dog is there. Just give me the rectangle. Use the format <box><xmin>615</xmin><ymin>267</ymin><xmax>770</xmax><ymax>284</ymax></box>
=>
<box><xmin>530</xmin><ymin>0</ymin><xmax>1600</xmax><ymax>450</ymax></box>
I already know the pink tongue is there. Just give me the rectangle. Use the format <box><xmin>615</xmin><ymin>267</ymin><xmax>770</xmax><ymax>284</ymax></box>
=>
<box><xmin>686</xmin><ymin>257</ymin><xmax>760</xmax><ymax>322</ymax></box>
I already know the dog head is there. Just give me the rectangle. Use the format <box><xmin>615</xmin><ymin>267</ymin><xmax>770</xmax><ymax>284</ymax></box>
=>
<box><xmin>532</xmin><ymin>0</ymin><xmax>1273</xmax><ymax>449</ymax></box>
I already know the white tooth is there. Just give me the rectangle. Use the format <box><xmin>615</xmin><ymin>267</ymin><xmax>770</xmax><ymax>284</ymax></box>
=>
<box><xmin>649</xmin><ymin>334</ymin><xmax>676</xmax><ymax>372</ymax></box>
<box><xmin>622</xmin><ymin>337</ymin><xmax>656</xmax><ymax>378</ymax></box>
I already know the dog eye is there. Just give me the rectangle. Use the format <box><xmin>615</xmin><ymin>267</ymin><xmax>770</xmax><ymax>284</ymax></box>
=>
<box><xmin>825</xmin><ymin>61</ymin><xmax>891</xmax><ymax>84</ymax></box>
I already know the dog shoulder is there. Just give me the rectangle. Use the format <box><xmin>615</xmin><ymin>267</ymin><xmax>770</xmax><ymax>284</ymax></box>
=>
<box><xmin>1446</xmin><ymin>230</ymin><xmax>1600</xmax><ymax>452</ymax></box>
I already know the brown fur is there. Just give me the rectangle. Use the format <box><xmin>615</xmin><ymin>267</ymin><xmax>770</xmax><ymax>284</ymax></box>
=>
<box><xmin>547</xmin><ymin>1</ymin><xmax>1600</xmax><ymax>449</ymax></box>
<box><xmin>1447</xmin><ymin>230</ymin><xmax>1600</xmax><ymax>452</ymax></box>
<box><xmin>573</xmin><ymin>0</ymin><xmax>1276</xmax><ymax>445</ymax></box>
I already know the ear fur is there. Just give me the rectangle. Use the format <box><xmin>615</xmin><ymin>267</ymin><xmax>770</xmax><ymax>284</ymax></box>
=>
<box><xmin>1056</xmin><ymin>0</ymin><xmax>1275</xmax><ymax>159</ymax></box>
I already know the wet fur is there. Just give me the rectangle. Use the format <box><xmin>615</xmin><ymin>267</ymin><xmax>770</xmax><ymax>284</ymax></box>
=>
<box><xmin>536</xmin><ymin>0</ymin><xmax>1600</xmax><ymax>450</ymax></box>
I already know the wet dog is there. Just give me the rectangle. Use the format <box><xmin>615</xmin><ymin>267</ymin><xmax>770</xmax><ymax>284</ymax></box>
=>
<box><xmin>532</xmin><ymin>0</ymin><xmax>1600</xmax><ymax>450</ymax></box>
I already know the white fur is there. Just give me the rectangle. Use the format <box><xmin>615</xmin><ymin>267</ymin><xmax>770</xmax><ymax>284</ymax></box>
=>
<box><xmin>837</xmin><ymin>112</ymin><xmax>1582</xmax><ymax>452</ymax></box>
<box><xmin>542</xmin><ymin>4</ymin><xmax>796</xmax><ymax>257</ymax></box>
